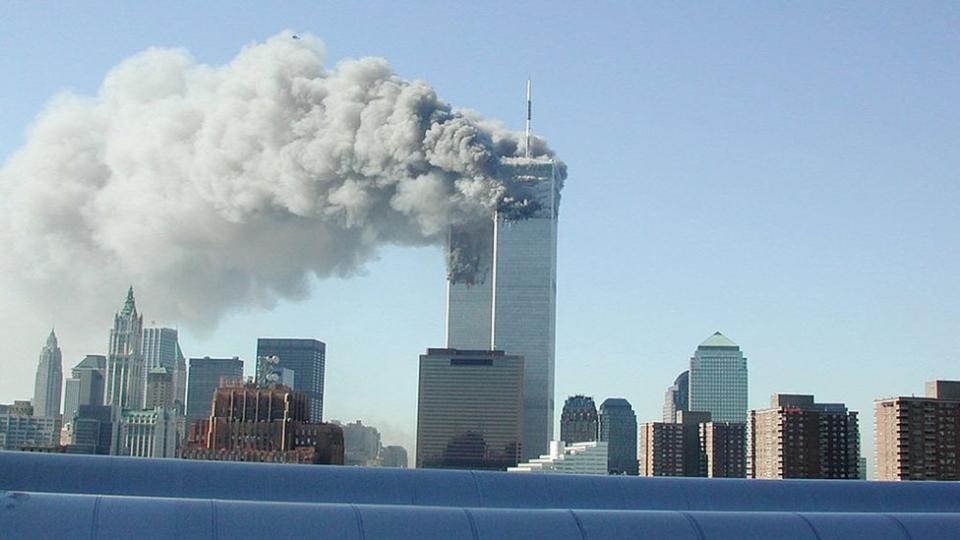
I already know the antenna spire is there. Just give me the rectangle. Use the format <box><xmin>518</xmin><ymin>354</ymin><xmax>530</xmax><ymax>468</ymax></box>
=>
<box><xmin>524</xmin><ymin>79</ymin><xmax>532</xmax><ymax>158</ymax></box>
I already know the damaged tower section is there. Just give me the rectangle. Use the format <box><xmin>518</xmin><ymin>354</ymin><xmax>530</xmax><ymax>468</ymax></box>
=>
<box><xmin>445</xmin><ymin>155</ymin><xmax>561</xmax><ymax>461</ymax></box>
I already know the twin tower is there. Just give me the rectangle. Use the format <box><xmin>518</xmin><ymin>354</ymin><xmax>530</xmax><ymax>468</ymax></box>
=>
<box><xmin>444</xmin><ymin>156</ymin><xmax>562</xmax><ymax>461</ymax></box>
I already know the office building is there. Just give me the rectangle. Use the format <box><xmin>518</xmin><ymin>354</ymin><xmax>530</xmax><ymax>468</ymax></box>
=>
<box><xmin>186</xmin><ymin>356</ymin><xmax>243</xmax><ymax>423</ymax></box>
<box><xmin>181</xmin><ymin>381</ymin><xmax>343</xmax><ymax>464</ymax></box>
<box><xmin>142</xmin><ymin>327</ymin><xmax>187</xmax><ymax>412</ymax></box>
<box><xmin>120</xmin><ymin>408</ymin><xmax>178</xmax><ymax>458</ymax></box>
<box><xmin>701</xmin><ymin>421</ymin><xmax>747</xmax><ymax>478</ymax></box>
<box><xmin>688</xmin><ymin>332</ymin><xmax>748</xmax><ymax>424</ymax></box>
<box><xmin>63</xmin><ymin>355</ymin><xmax>106</xmax><ymax>423</ymax></box>
<box><xmin>875</xmin><ymin>380</ymin><xmax>960</xmax><ymax>481</ymax></box>
<box><xmin>599</xmin><ymin>398</ymin><xmax>638</xmax><ymax>475</ymax></box>
<box><xmin>508</xmin><ymin>440</ymin><xmax>609</xmax><ymax>475</ymax></box>
<box><xmin>145</xmin><ymin>368</ymin><xmax>176</xmax><ymax>410</ymax></box>
<box><xmin>105</xmin><ymin>287</ymin><xmax>145</xmax><ymax>409</ymax></box>
<box><xmin>256</xmin><ymin>355</ymin><xmax>295</xmax><ymax>387</ymax></box>
<box><xmin>750</xmin><ymin>394</ymin><xmax>860</xmax><ymax>479</ymax></box>
<box><xmin>0</xmin><ymin>409</ymin><xmax>61</xmax><ymax>450</ymax></box>
<box><xmin>445</xmin><ymin>157</ymin><xmax>561</xmax><ymax>460</ymax></box>
<box><xmin>381</xmin><ymin>445</ymin><xmax>408</xmax><ymax>468</ymax></box>
<box><xmin>560</xmin><ymin>395</ymin><xmax>598</xmax><ymax>444</ymax></box>
<box><xmin>662</xmin><ymin>370</ymin><xmax>689</xmax><ymax>423</ymax></box>
<box><xmin>416</xmin><ymin>348</ymin><xmax>523</xmax><ymax>470</ymax></box>
<box><xmin>32</xmin><ymin>329</ymin><xmax>63</xmax><ymax>418</ymax></box>
<box><xmin>67</xmin><ymin>405</ymin><xmax>121</xmax><ymax>455</ymax></box>
<box><xmin>340</xmin><ymin>420</ymin><xmax>382</xmax><ymax>466</ymax></box>
<box><xmin>256</xmin><ymin>339</ymin><xmax>326</xmax><ymax>421</ymax></box>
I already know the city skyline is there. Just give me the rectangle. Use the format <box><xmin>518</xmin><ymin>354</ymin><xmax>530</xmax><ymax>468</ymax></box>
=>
<box><xmin>1</xmin><ymin>3</ymin><xmax>958</xmax><ymax>468</ymax></box>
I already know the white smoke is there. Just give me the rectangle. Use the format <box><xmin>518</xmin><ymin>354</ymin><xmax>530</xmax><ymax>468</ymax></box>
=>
<box><xmin>0</xmin><ymin>32</ymin><xmax>565</xmax><ymax>330</ymax></box>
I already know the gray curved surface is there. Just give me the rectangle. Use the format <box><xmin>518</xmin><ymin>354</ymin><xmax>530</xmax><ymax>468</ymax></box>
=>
<box><xmin>4</xmin><ymin>492</ymin><xmax>960</xmax><ymax>540</ymax></box>
<box><xmin>3</xmin><ymin>451</ymin><xmax>960</xmax><ymax>513</ymax></box>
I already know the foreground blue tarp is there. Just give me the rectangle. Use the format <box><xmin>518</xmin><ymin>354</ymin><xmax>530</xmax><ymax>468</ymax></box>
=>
<box><xmin>2</xmin><ymin>451</ymin><xmax>960</xmax><ymax>538</ymax></box>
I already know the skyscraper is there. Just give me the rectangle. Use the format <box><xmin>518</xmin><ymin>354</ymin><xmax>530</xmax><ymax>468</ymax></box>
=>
<box><xmin>560</xmin><ymin>395</ymin><xmax>598</xmax><ymax>444</ymax></box>
<box><xmin>445</xmin><ymin>157</ymin><xmax>561</xmax><ymax>460</ymax></box>
<box><xmin>688</xmin><ymin>332</ymin><xmax>748</xmax><ymax>424</ymax></box>
<box><xmin>598</xmin><ymin>398</ymin><xmax>638</xmax><ymax>475</ymax></box>
<box><xmin>105</xmin><ymin>287</ymin><xmax>145</xmax><ymax>410</ymax></box>
<box><xmin>662</xmin><ymin>370</ymin><xmax>689</xmax><ymax>423</ymax></box>
<box><xmin>32</xmin><ymin>329</ymin><xmax>63</xmax><ymax>417</ymax></box>
<box><xmin>62</xmin><ymin>355</ymin><xmax>106</xmax><ymax>423</ymax></box>
<box><xmin>750</xmin><ymin>394</ymin><xmax>860</xmax><ymax>480</ymax></box>
<box><xmin>142</xmin><ymin>327</ymin><xmax>187</xmax><ymax>412</ymax></box>
<box><xmin>185</xmin><ymin>357</ymin><xmax>243</xmax><ymax>423</ymax></box>
<box><xmin>875</xmin><ymin>380</ymin><xmax>960</xmax><ymax>481</ymax></box>
<box><xmin>416</xmin><ymin>348</ymin><xmax>523</xmax><ymax>470</ymax></box>
<box><xmin>255</xmin><ymin>339</ymin><xmax>326</xmax><ymax>422</ymax></box>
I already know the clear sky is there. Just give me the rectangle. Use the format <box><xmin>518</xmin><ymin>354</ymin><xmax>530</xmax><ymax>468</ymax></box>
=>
<box><xmin>2</xmin><ymin>2</ymin><xmax>958</xmax><ymax>469</ymax></box>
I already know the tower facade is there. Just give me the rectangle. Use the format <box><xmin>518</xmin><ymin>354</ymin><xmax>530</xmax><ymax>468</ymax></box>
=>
<box><xmin>416</xmin><ymin>348</ymin><xmax>523</xmax><ymax>470</ymax></box>
<box><xmin>688</xmin><ymin>332</ymin><xmax>748</xmax><ymax>424</ymax></box>
<box><xmin>62</xmin><ymin>355</ymin><xmax>106</xmax><ymax>423</ymax></box>
<box><xmin>255</xmin><ymin>339</ymin><xmax>326</xmax><ymax>422</ymax></box>
<box><xmin>105</xmin><ymin>287</ymin><xmax>145</xmax><ymax>410</ymax></box>
<box><xmin>663</xmin><ymin>370</ymin><xmax>689</xmax><ymax>423</ymax></box>
<box><xmin>446</xmin><ymin>158</ymin><xmax>560</xmax><ymax>460</ymax></box>
<box><xmin>560</xmin><ymin>395</ymin><xmax>598</xmax><ymax>444</ymax></box>
<box><xmin>142</xmin><ymin>327</ymin><xmax>187</xmax><ymax>413</ymax></box>
<box><xmin>598</xmin><ymin>398</ymin><xmax>638</xmax><ymax>475</ymax></box>
<box><xmin>32</xmin><ymin>329</ymin><xmax>63</xmax><ymax>417</ymax></box>
<box><xmin>186</xmin><ymin>357</ymin><xmax>243</xmax><ymax>423</ymax></box>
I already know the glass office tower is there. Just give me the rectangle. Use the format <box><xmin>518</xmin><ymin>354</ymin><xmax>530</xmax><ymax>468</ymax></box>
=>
<box><xmin>445</xmin><ymin>157</ymin><xmax>560</xmax><ymax>461</ymax></box>
<box><xmin>688</xmin><ymin>332</ymin><xmax>748</xmax><ymax>424</ymax></box>
<box><xmin>255</xmin><ymin>338</ymin><xmax>326</xmax><ymax>422</ymax></box>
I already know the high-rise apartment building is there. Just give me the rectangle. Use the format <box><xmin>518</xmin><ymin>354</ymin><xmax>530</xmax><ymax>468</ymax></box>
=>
<box><xmin>181</xmin><ymin>381</ymin><xmax>343</xmax><ymax>464</ymax></box>
<box><xmin>105</xmin><ymin>287</ymin><xmax>145</xmax><ymax>410</ymax></box>
<box><xmin>875</xmin><ymin>380</ymin><xmax>960</xmax><ymax>481</ymax></box>
<box><xmin>560</xmin><ymin>395</ymin><xmax>598</xmax><ymax>444</ymax></box>
<box><xmin>598</xmin><ymin>398</ymin><xmax>638</xmax><ymax>475</ymax></box>
<box><xmin>689</xmin><ymin>332</ymin><xmax>748</xmax><ymax>424</ymax></box>
<box><xmin>639</xmin><ymin>422</ymin><xmax>684</xmax><ymax>477</ymax></box>
<box><xmin>639</xmin><ymin>411</ymin><xmax>746</xmax><ymax>478</ymax></box>
<box><xmin>186</xmin><ymin>357</ymin><xmax>243</xmax><ymax>423</ymax></box>
<box><xmin>63</xmin><ymin>355</ymin><xmax>106</xmax><ymax>423</ymax></box>
<box><xmin>416</xmin><ymin>348</ymin><xmax>524</xmax><ymax>470</ymax></box>
<box><xmin>750</xmin><ymin>394</ymin><xmax>860</xmax><ymax>479</ymax></box>
<box><xmin>701</xmin><ymin>421</ymin><xmax>747</xmax><ymax>478</ymax></box>
<box><xmin>120</xmin><ymin>407</ymin><xmax>178</xmax><ymax>458</ymax></box>
<box><xmin>662</xmin><ymin>370</ymin><xmax>689</xmax><ymax>423</ymax></box>
<box><xmin>255</xmin><ymin>339</ymin><xmax>326</xmax><ymax>422</ymax></box>
<box><xmin>32</xmin><ymin>329</ymin><xmax>63</xmax><ymax>417</ymax></box>
<box><xmin>445</xmin><ymin>157</ymin><xmax>561</xmax><ymax>460</ymax></box>
<box><xmin>142</xmin><ymin>327</ymin><xmax>187</xmax><ymax>412</ymax></box>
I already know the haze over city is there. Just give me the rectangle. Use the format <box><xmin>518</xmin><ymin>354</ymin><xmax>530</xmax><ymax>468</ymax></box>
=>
<box><xmin>1</xmin><ymin>2</ymin><xmax>958</xmax><ymax>469</ymax></box>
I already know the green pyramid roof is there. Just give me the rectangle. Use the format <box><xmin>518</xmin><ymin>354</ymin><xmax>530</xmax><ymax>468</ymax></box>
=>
<box><xmin>699</xmin><ymin>331</ymin><xmax>738</xmax><ymax>348</ymax></box>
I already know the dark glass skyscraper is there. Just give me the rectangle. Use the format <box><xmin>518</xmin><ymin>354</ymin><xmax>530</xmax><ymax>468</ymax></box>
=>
<box><xmin>560</xmin><ymin>395</ymin><xmax>598</xmax><ymax>444</ymax></box>
<box><xmin>255</xmin><ymin>339</ymin><xmax>326</xmax><ymax>422</ymax></box>
<box><xmin>599</xmin><ymin>398</ymin><xmax>638</xmax><ymax>475</ymax></box>
<box><xmin>663</xmin><ymin>370</ymin><xmax>689</xmax><ymax>423</ymax></box>
<box><xmin>416</xmin><ymin>348</ymin><xmax>523</xmax><ymax>470</ymax></box>
<box><xmin>186</xmin><ymin>357</ymin><xmax>243</xmax><ymax>423</ymax></box>
<box><xmin>63</xmin><ymin>355</ymin><xmax>106</xmax><ymax>423</ymax></box>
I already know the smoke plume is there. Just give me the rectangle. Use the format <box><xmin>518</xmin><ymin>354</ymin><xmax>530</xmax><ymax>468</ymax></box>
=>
<box><xmin>0</xmin><ymin>32</ymin><xmax>565</xmax><ymax>330</ymax></box>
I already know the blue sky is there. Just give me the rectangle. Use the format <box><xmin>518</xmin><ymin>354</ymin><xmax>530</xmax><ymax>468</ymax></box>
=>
<box><xmin>2</xmin><ymin>2</ymin><xmax>958</xmax><ymax>467</ymax></box>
